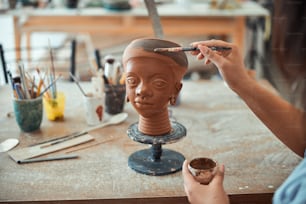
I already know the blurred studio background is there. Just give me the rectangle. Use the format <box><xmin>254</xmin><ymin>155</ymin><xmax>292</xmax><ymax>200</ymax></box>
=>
<box><xmin>0</xmin><ymin>0</ymin><xmax>277</xmax><ymax>94</ymax></box>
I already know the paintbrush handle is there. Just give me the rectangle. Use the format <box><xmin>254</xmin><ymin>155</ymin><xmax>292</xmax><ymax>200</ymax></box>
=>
<box><xmin>154</xmin><ymin>46</ymin><xmax>232</xmax><ymax>52</ymax></box>
<box><xmin>18</xmin><ymin>154</ymin><xmax>79</xmax><ymax>164</ymax></box>
<box><xmin>208</xmin><ymin>46</ymin><xmax>232</xmax><ymax>51</ymax></box>
<box><xmin>39</xmin><ymin>75</ymin><xmax>61</xmax><ymax>97</ymax></box>
<box><xmin>181</xmin><ymin>47</ymin><xmax>198</xmax><ymax>51</ymax></box>
<box><xmin>40</xmin><ymin>131</ymin><xmax>88</xmax><ymax>148</ymax></box>
<box><xmin>69</xmin><ymin>73</ymin><xmax>87</xmax><ymax>96</ymax></box>
<box><xmin>18</xmin><ymin>63</ymin><xmax>31</xmax><ymax>99</ymax></box>
<box><xmin>182</xmin><ymin>46</ymin><xmax>231</xmax><ymax>51</ymax></box>
<box><xmin>29</xmin><ymin>130</ymin><xmax>87</xmax><ymax>147</ymax></box>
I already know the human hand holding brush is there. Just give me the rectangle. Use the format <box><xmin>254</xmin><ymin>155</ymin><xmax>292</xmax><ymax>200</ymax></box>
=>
<box><xmin>189</xmin><ymin>39</ymin><xmax>251</xmax><ymax>92</ymax></box>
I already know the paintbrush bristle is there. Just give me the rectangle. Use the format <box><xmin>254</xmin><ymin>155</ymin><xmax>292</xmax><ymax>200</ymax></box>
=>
<box><xmin>154</xmin><ymin>47</ymin><xmax>198</xmax><ymax>52</ymax></box>
<box><xmin>154</xmin><ymin>47</ymin><xmax>184</xmax><ymax>52</ymax></box>
<box><xmin>153</xmin><ymin>48</ymin><xmax>168</xmax><ymax>52</ymax></box>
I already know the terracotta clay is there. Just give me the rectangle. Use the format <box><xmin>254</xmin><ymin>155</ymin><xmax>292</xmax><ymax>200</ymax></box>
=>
<box><xmin>122</xmin><ymin>38</ymin><xmax>188</xmax><ymax>135</ymax></box>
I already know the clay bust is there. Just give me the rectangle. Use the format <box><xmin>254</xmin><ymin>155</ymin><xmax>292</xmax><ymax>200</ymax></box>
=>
<box><xmin>122</xmin><ymin>38</ymin><xmax>188</xmax><ymax>136</ymax></box>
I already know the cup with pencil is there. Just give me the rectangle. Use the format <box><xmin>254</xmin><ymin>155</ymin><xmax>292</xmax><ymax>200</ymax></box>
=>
<box><xmin>102</xmin><ymin>56</ymin><xmax>126</xmax><ymax>115</ymax></box>
<box><xmin>43</xmin><ymin>91</ymin><xmax>66</xmax><ymax>121</ymax></box>
<box><xmin>42</xmin><ymin>72</ymin><xmax>65</xmax><ymax>121</ymax></box>
<box><xmin>43</xmin><ymin>43</ymin><xmax>66</xmax><ymax>121</ymax></box>
<box><xmin>7</xmin><ymin>63</ymin><xmax>50</xmax><ymax>132</ymax></box>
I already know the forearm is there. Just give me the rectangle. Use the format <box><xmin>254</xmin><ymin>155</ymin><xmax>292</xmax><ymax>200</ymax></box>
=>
<box><xmin>235</xmin><ymin>78</ymin><xmax>306</xmax><ymax>157</ymax></box>
<box><xmin>192</xmin><ymin>40</ymin><xmax>306</xmax><ymax>156</ymax></box>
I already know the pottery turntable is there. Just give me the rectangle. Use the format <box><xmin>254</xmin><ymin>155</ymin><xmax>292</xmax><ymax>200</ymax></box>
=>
<box><xmin>127</xmin><ymin>119</ymin><xmax>186</xmax><ymax>176</ymax></box>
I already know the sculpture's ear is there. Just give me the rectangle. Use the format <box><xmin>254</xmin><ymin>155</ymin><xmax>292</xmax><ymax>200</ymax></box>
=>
<box><xmin>174</xmin><ymin>82</ymin><xmax>183</xmax><ymax>96</ymax></box>
<box><xmin>169</xmin><ymin>82</ymin><xmax>183</xmax><ymax>105</ymax></box>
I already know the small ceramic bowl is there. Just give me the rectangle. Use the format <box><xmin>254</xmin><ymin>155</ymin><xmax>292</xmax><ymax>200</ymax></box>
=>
<box><xmin>188</xmin><ymin>157</ymin><xmax>217</xmax><ymax>185</ymax></box>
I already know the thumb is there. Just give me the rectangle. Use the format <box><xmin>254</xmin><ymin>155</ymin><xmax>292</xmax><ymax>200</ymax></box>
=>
<box><xmin>198</xmin><ymin>45</ymin><xmax>224</xmax><ymax>67</ymax></box>
<box><xmin>210</xmin><ymin>164</ymin><xmax>225</xmax><ymax>185</ymax></box>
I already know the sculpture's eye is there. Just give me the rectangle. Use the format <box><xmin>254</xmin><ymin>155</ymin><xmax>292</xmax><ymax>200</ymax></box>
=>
<box><xmin>152</xmin><ymin>79</ymin><xmax>168</xmax><ymax>89</ymax></box>
<box><xmin>126</xmin><ymin>76</ymin><xmax>139</xmax><ymax>87</ymax></box>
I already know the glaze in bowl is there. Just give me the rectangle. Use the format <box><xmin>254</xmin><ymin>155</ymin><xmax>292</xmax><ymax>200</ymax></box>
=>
<box><xmin>188</xmin><ymin>157</ymin><xmax>217</xmax><ymax>185</ymax></box>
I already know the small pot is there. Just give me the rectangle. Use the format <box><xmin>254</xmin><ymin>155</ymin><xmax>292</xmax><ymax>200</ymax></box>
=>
<box><xmin>188</xmin><ymin>157</ymin><xmax>217</xmax><ymax>185</ymax></box>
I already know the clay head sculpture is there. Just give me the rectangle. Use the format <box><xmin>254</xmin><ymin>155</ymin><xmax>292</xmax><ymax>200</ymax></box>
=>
<box><xmin>122</xmin><ymin>38</ymin><xmax>188</xmax><ymax>136</ymax></box>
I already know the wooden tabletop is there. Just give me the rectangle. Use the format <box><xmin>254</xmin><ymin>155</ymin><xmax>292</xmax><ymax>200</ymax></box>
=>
<box><xmin>0</xmin><ymin>79</ymin><xmax>301</xmax><ymax>203</ymax></box>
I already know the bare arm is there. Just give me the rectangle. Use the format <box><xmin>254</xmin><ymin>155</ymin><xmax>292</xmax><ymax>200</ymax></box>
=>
<box><xmin>191</xmin><ymin>40</ymin><xmax>306</xmax><ymax>157</ymax></box>
<box><xmin>236</xmin><ymin>77</ymin><xmax>305</xmax><ymax>157</ymax></box>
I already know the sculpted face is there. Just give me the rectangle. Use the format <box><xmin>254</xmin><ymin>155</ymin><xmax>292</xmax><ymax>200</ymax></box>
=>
<box><xmin>125</xmin><ymin>57</ymin><xmax>177</xmax><ymax>117</ymax></box>
<box><xmin>122</xmin><ymin>38</ymin><xmax>188</xmax><ymax>135</ymax></box>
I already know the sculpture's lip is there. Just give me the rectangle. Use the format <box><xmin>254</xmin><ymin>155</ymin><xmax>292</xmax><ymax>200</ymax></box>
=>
<box><xmin>134</xmin><ymin>101</ymin><xmax>153</xmax><ymax>107</ymax></box>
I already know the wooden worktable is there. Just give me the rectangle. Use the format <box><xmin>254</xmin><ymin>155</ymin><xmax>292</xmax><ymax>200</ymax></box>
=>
<box><xmin>5</xmin><ymin>1</ymin><xmax>269</xmax><ymax>60</ymax></box>
<box><xmin>0</xmin><ymin>79</ymin><xmax>301</xmax><ymax>203</ymax></box>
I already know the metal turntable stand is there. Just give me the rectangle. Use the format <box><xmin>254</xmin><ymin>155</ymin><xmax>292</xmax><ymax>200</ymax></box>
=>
<box><xmin>127</xmin><ymin>121</ymin><xmax>186</xmax><ymax>176</ymax></box>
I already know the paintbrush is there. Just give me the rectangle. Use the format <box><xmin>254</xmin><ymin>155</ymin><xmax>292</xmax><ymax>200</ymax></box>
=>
<box><xmin>153</xmin><ymin>46</ymin><xmax>231</xmax><ymax>52</ymax></box>
<box><xmin>40</xmin><ymin>131</ymin><xmax>88</xmax><ymax>148</ymax></box>
<box><xmin>48</xmin><ymin>39</ymin><xmax>57</xmax><ymax>99</ymax></box>
<box><xmin>18</xmin><ymin>62</ymin><xmax>31</xmax><ymax>99</ymax></box>
<box><xmin>29</xmin><ymin>130</ymin><xmax>87</xmax><ymax>147</ymax></box>
<box><xmin>39</xmin><ymin>74</ymin><xmax>62</xmax><ymax>97</ymax></box>
<box><xmin>69</xmin><ymin>73</ymin><xmax>87</xmax><ymax>96</ymax></box>
<box><xmin>17</xmin><ymin>154</ymin><xmax>79</xmax><ymax>164</ymax></box>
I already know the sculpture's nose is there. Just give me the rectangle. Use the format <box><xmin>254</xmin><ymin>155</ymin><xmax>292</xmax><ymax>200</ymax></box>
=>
<box><xmin>136</xmin><ymin>82</ymin><xmax>152</xmax><ymax>98</ymax></box>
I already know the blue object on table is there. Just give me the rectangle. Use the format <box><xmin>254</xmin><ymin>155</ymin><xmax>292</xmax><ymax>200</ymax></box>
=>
<box><xmin>13</xmin><ymin>97</ymin><xmax>43</xmax><ymax>132</ymax></box>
